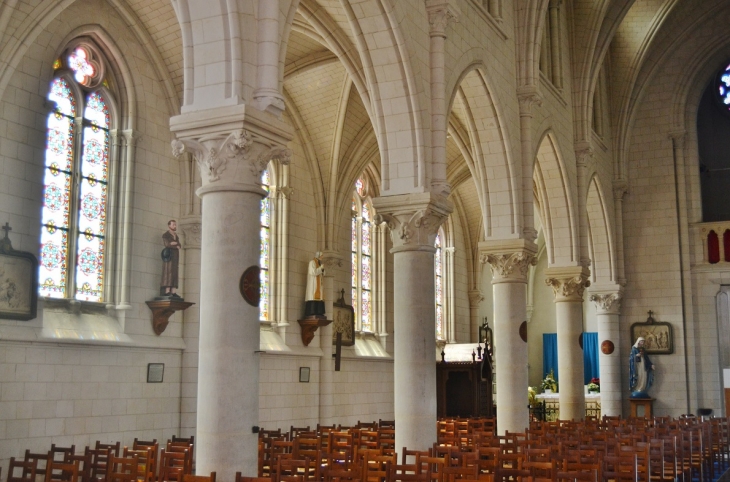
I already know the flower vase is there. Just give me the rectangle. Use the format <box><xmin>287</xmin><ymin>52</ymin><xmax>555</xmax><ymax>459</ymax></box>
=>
<box><xmin>545</xmin><ymin>389</ymin><xmax>553</xmax><ymax>394</ymax></box>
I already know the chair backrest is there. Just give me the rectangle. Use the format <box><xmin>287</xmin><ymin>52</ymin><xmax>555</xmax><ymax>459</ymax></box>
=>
<box><xmin>105</xmin><ymin>455</ymin><xmax>140</xmax><ymax>482</ymax></box>
<box><xmin>50</xmin><ymin>446</ymin><xmax>76</xmax><ymax>464</ymax></box>
<box><xmin>165</xmin><ymin>442</ymin><xmax>194</xmax><ymax>475</ymax></box>
<box><xmin>85</xmin><ymin>447</ymin><xmax>112</xmax><ymax>482</ymax></box>
<box><xmin>66</xmin><ymin>451</ymin><xmax>92</xmax><ymax>482</ymax></box>
<box><xmin>158</xmin><ymin>449</ymin><xmax>189</xmax><ymax>482</ymax></box>
<box><xmin>133</xmin><ymin>440</ymin><xmax>158</xmax><ymax>481</ymax></box>
<box><xmin>45</xmin><ymin>457</ymin><xmax>81</xmax><ymax>482</ymax></box>
<box><xmin>234</xmin><ymin>475</ymin><xmax>270</xmax><ymax>482</ymax></box>
<box><xmin>122</xmin><ymin>448</ymin><xmax>152</xmax><ymax>482</ymax></box>
<box><xmin>8</xmin><ymin>457</ymin><xmax>37</xmax><ymax>482</ymax></box>
<box><xmin>24</xmin><ymin>450</ymin><xmax>50</xmax><ymax>479</ymax></box>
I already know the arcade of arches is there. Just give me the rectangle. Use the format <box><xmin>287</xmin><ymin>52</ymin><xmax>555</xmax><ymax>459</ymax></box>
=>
<box><xmin>2</xmin><ymin>0</ymin><xmax>730</xmax><ymax>478</ymax></box>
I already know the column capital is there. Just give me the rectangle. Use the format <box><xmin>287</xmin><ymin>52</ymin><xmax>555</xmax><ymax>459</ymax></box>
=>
<box><xmin>170</xmin><ymin>105</ymin><xmax>293</xmax><ymax>193</ymax></box>
<box><xmin>574</xmin><ymin>142</ymin><xmax>594</xmax><ymax>167</ymax></box>
<box><xmin>544</xmin><ymin>265</ymin><xmax>591</xmax><ymax>301</ymax></box>
<box><xmin>468</xmin><ymin>290</ymin><xmax>484</xmax><ymax>307</ymax></box>
<box><xmin>178</xmin><ymin>216</ymin><xmax>202</xmax><ymax>249</ymax></box>
<box><xmin>517</xmin><ymin>85</ymin><xmax>542</xmax><ymax>116</ymax></box>
<box><xmin>478</xmin><ymin>239</ymin><xmax>538</xmax><ymax>283</ymax></box>
<box><xmin>425</xmin><ymin>0</ymin><xmax>460</xmax><ymax>37</ymax></box>
<box><xmin>372</xmin><ymin>192</ymin><xmax>452</xmax><ymax>252</ymax></box>
<box><xmin>320</xmin><ymin>250</ymin><xmax>345</xmax><ymax>270</ymax></box>
<box><xmin>589</xmin><ymin>289</ymin><xmax>623</xmax><ymax>315</ymax></box>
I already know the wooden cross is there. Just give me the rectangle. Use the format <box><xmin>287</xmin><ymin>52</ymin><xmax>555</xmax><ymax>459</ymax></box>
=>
<box><xmin>647</xmin><ymin>310</ymin><xmax>654</xmax><ymax>318</ymax></box>
<box><xmin>333</xmin><ymin>332</ymin><xmax>342</xmax><ymax>371</ymax></box>
<box><xmin>1</xmin><ymin>222</ymin><xmax>10</xmax><ymax>239</ymax></box>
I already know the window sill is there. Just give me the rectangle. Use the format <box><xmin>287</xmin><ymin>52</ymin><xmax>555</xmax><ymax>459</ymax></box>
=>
<box><xmin>41</xmin><ymin>296</ymin><xmax>124</xmax><ymax>315</ymax></box>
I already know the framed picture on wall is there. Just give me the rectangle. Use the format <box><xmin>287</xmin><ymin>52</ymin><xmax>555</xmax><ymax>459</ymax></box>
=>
<box><xmin>332</xmin><ymin>289</ymin><xmax>355</xmax><ymax>347</ymax></box>
<box><xmin>0</xmin><ymin>227</ymin><xmax>38</xmax><ymax>321</ymax></box>
<box><xmin>630</xmin><ymin>312</ymin><xmax>673</xmax><ymax>355</ymax></box>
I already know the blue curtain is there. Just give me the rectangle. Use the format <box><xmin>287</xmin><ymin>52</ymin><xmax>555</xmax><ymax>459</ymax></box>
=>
<box><xmin>542</xmin><ymin>333</ymin><xmax>558</xmax><ymax>381</ymax></box>
<box><xmin>583</xmin><ymin>332</ymin><xmax>599</xmax><ymax>384</ymax></box>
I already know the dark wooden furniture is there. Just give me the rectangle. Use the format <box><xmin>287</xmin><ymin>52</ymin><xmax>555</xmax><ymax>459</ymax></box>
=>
<box><xmin>436</xmin><ymin>360</ymin><xmax>493</xmax><ymax>418</ymax></box>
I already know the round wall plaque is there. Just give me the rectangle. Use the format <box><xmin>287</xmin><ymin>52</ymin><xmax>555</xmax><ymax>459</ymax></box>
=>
<box><xmin>519</xmin><ymin>321</ymin><xmax>527</xmax><ymax>342</ymax></box>
<box><xmin>601</xmin><ymin>340</ymin><xmax>615</xmax><ymax>355</ymax></box>
<box><xmin>239</xmin><ymin>266</ymin><xmax>261</xmax><ymax>307</ymax></box>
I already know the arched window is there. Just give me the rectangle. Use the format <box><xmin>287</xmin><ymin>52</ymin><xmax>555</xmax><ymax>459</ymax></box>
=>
<box><xmin>260</xmin><ymin>168</ymin><xmax>271</xmax><ymax>320</ymax></box>
<box><xmin>39</xmin><ymin>44</ymin><xmax>114</xmax><ymax>301</ymax></box>
<box><xmin>352</xmin><ymin>179</ymin><xmax>373</xmax><ymax>332</ymax></box>
<box><xmin>435</xmin><ymin>232</ymin><xmax>444</xmax><ymax>339</ymax></box>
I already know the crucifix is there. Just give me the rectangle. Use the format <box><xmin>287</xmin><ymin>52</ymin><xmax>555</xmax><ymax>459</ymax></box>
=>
<box><xmin>1</xmin><ymin>222</ymin><xmax>11</xmax><ymax>239</ymax></box>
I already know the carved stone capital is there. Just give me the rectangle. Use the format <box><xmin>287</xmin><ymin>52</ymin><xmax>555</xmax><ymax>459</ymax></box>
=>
<box><xmin>589</xmin><ymin>291</ymin><xmax>623</xmax><ymax>315</ymax></box>
<box><xmin>172</xmin><ymin>130</ymin><xmax>291</xmax><ymax>186</ymax></box>
<box><xmin>320</xmin><ymin>250</ymin><xmax>344</xmax><ymax>270</ymax></box>
<box><xmin>468</xmin><ymin>290</ymin><xmax>484</xmax><ymax>307</ymax></box>
<box><xmin>668</xmin><ymin>130</ymin><xmax>686</xmax><ymax>149</ymax></box>
<box><xmin>478</xmin><ymin>239</ymin><xmax>538</xmax><ymax>284</ymax></box>
<box><xmin>426</xmin><ymin>0</ymin><xmax>460</xmax><ymax>37</ymax></box>
<box><xmin>169</xmin><ymin>105</ymin><xmax>294</xmax><ymax>193</ymax></box>
<box><xmin>481</xmin><ymin>251</ymin><xmax>537</xmax><ymax>283</ymax></box>
<box><xmin>544</xmin><ymin>266</ymin><xmax>591</xmax><ymax>302</ymax></box>
<box><xmin>372</xmin><ymin>192</ymin><xmax>452</xmax><ymax>252</ymax></box>
<box><xmin>575</xmin><ymin>143</ymin><xmax>593</xmax><ymax>167</ymax></box>
<box><xmin>613</xmin><ymin>180</ymin><xmax>628</xmax><ymax>200</ymax></box>
<box><xmin>178</xmin><ymin>217</ymin><xmax>202</xmax><ymax>249</ymax></box>
<box><xmin>517</xmin><ymin>85</ymin><xmax>542</xmax><ymax>116</ymax></box>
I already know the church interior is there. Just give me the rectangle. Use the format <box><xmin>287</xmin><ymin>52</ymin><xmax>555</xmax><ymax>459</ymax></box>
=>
<box><xmin>2</xmin><ymin>0</ymin><xmax>730</xmax><ymax>478</ymax></box>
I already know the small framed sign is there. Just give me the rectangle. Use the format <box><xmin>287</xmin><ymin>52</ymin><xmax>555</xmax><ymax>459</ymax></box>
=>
<box><xmin>147</xmin><ymin>363</ymin><xmax>165</xmax><ymax>383</ymax></box>
<box><xmin>299</xmin><ymin>367</ymin><xmax>310</xmax><ymax>383</ymax></box>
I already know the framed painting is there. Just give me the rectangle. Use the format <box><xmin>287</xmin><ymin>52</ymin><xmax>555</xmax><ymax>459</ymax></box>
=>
<box><xmin>630</xmin><ymin>312</ymin><xmax>673</xmax><ymax>354</ymax></box>
<box><xmin>0</xmin><ymin>229</ymin><xmax>38</xmax><ymax>321</ymax></box>
<box><xmin>332</xmin><ymin>289</ymin><xmax>355</xmax><ymax>347</ymax></box>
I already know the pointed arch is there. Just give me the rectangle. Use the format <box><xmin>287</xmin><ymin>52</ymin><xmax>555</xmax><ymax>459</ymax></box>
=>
<box><xmin>532</xmin><ymin>132</ymin><xmax>577</xmax><ymax>265</ymax></box>
<box><xmin>586</xmin><ymin>174</ymin><xmax>615</xmax><ymax>284</ymax></box>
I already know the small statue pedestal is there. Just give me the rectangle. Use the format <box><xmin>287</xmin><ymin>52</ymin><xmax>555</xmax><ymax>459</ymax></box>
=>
<box><xmin>298</xmin><ymin>315</ymin><xmax>331</xmax><ymax>346</ymax></box>
<box><xmin>629</xmin><ymin>397</ymin><xmax>654</xmax><ymax>419</ymax></box>
<box><xmin>146</xmin><ymin>299</ymin><xmax>194</xmax><ymax>335</ymax></box>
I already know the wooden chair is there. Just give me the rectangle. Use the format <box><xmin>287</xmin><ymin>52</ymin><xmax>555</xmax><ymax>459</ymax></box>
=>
<box><xmin>50</xmin><ymin>447</ymin><xmax>76</xmax><ymax>464</ymax></box>
<box><xmin>388</xmin><ymin>464</ymin><xmax>428</xmax><ymax>482</ymax></box>
<box><xmin>7</xmin><ymin>457</ymin><xmax>37</xmax><ymax>482</ymax></box>
<box><xmin>165</xmin><ymin>443</ymin><xmax>194</xmax><ymax>476</ymax></box>
<box><xmin>66</xmin><ymin>452</ymin><xmax>92</xmax><ymax>482</ymax></box>
<box><xmin>133</xmin><ymin>439</ymin><xmax>159</xmax><ymax>481</ymax></box>
<box><xmin>85</xmin><ymin>447</ymin><xmax>112</xmax><ymax>482</ymax></box>
<box><xmin>24</xmin><ymin>450</ymin><xmax>50</xmax><ymax>481</ymax></box>
<box><xmin>44</xmin><ymin>457</ymin><xmax>81</xmax><ymax>482</ymax></box>
<box><xmin>105</xmin><ymin>455</ymin><xmax>140</xmax><ymax>482</ymax></box>
<box><xmin>158</xmin><ymin>449</ymin><xmax>189</xmax><ymax>482</ymax></box>
<box><xmin>122</xmin><ymin>447</ymin><xmax>153</xmax><ymax>482</ymax></box>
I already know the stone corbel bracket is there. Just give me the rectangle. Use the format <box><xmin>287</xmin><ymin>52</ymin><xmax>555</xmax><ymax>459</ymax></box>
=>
<box><xmin>146</xmin><ymin>300</ymin><xmax>195</xmax><ymax>335</ymax></box>
<box><xmin>298</xmin><ymin>317</ymin><xmax>332</xmax><ymax>346</ymax></box>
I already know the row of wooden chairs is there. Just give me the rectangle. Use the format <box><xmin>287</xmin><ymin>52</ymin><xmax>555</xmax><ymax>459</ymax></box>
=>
<box><xmin>256</xmin><ymin>415</ymin><xmax>730</xmax><ymax>482</ymax></box>
<box><xmin>7</xmin><ymin>436</ymin><xmax>195</xmax><ymax>482</ymax></box>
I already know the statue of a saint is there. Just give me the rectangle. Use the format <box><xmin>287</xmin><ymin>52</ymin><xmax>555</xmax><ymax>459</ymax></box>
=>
<box><xmin>161</xmin><ymin>219</ymin><xmax>182</xmax><ymax>299</ymax></box>
<box><xmin>629</xmin><ymin>336</ymin><xmax>655</xmax><ymax>398</ymax></box>
<box><xmin>303</xmin><ymin>251</ymin><xmax>325</xmax><ymax>318</ymax></box>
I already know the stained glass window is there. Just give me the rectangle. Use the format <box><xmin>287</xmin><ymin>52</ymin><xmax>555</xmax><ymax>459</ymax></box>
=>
<box><xmin>39</xmin><ymin>49</ymin><xmax>113</xmax><ymax>302</ymax></box>
<box><xmin>717</xmin><ymin>63</ymin><xmax>730</xmax><ymax>111</ymax></box>
<box><xmin>435</xmin><ymin>233</ymin><xmax>443</xmax><ymax>338</ymax></box>
<box><xmin>352</xmin><ymin>178</ymin><xmax>372</xmax><ymax>331</ymax></box>
<box><xmin>260</xmin><ymin>168</ymin><xmax>271</xmax><ymax>321</ymax></box>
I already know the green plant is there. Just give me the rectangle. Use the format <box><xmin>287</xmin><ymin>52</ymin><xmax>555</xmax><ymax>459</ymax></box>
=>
<box><xmin>541</xmin><ymin>369</ymin><xmax>558</xmax><ymax>392</ymax></box>
<box><xmin>588</xmin><ymin>377</ymin><xmax>600</xmax><ymax>393</ymax></box>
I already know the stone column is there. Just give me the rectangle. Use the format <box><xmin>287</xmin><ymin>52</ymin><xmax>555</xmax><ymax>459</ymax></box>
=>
<box><xmin>425</xmin><ymin>0</ymin><xmax>460</xmax><ymax>196</ymax></box>
<box><xmin>545</xmin><ymin>266</ymin><xmax>590</xmax><ymax>421</ymax></box>
<box><xmin>171</xmin><ymin>106</ymin><xmax>292</xmax><ymax>478</ymax></box>
<box><xmin>372</xmin><ymin>192</ymin><xmax>451</xmax><ymax>455</ymax></box>
<box><xmin>468</xmin><ymin>290</ymin><xmax>484</xmax><ymax>343</ymax></box>
<box><xmin>178</xmin><ymin>217</ymin><xmax>201</xmax><ymax>440</ymax></box>
<box><xmin>318</xmin><ymin>251</ymin><xmax>343</xmax><ymax>425</ymax></box>
<box><xmin>479</xmin><ymin>239</ymin><xmax>537</xmax><ymax>434</ymax></box>
<box><xmin>589</xmin><ymin>288</ymin><xmax>623</xmax><ymax>417</ymax></box>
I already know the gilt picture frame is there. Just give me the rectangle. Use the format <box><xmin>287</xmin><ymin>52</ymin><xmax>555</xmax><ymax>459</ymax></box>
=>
<box><xmin>630</xmin><ymin>317</ymin><xmax>673</xmax><ymax>355</ymax></box>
